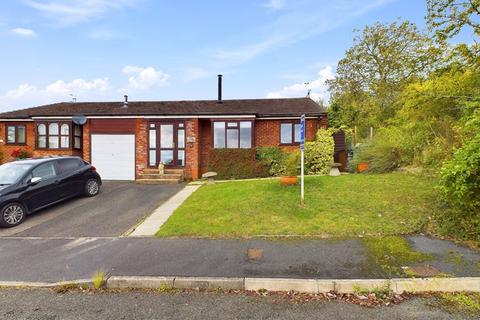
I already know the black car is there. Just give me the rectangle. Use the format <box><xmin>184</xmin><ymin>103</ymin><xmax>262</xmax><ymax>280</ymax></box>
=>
<box><xmin>0</xmin><ymin>156</ymin><xmax>102</xmax><ymax>227</ymax></box>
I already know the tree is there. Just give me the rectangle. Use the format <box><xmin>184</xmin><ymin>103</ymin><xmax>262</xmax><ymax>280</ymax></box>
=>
<box><xmin>327</xmin><ymin>21</ymin><xmax>442</xmax><ymax>129</ymax></box>
<box><xmin>427</xmin><ymin>0</ymin><xmax>480</xmax><ymax>41</ymax></box>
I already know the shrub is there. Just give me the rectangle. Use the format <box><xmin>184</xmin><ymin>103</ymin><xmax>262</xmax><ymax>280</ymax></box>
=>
<box><xmin>207</xmin><ymin>149</ymin><xmax>269</xmax><ymax>180</ymax></box>
<box><xmin>10</xmin><ymin>148</ymin><xmax>31</xmax><ymax>159</ymax></box>
<box><xmin>304</xmin><ymin>129</ymin><xmax>335</xmax><ymax>174</ymax></box>
<box><xmin>353</xmin><ymin>126</ymin><xmax>416</xmax><ymax>173</ymax></box>
<box><xmin>436</xmin><ymin>132</ymin><xmax>480</xmax><ymax>241</ymax></box>
<box><xmin>284</xmin><ymin>151</ymin><xmax>301</xmax><ymax>176</ymax></box>
<box><xmin>256</xmin><ymin>147</ymin><xmax>286</xmax><ymax>176</ymax></box>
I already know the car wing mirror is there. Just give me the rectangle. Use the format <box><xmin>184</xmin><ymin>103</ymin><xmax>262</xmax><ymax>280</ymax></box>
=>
<box><xmin>29</xmin><ymin>177</ymin><xmax>42</xmax><ymax>185</ymax></box>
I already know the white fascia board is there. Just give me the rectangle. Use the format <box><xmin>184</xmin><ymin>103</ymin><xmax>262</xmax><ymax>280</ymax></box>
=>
<box><xmin>0</xmin><ymin>119</ymin><xmax>34</xmax><ymax>122</ymax></box>
<box><xmin>31</xmin><ymin>115</ymin><xmax>257</xmax><ymax>120</ymax></box>
<box><xmin>257</xmin><ymin>116</ymin><xmax>320</xmax><ymax>120</ymax></box>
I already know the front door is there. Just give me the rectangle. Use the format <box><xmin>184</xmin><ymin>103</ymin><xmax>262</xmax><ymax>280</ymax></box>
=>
<box><xmin>151</xmin><ymin>122</ymin><xmax>185</xmax><ymax>167</ymax></box>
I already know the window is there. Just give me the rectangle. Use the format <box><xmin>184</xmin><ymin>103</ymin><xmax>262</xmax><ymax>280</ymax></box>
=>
<box><xmin>32</xmin><ymin>162</ymin><xmax>57</xmax><ymax>180</ymax></box>
<box><xmin>37</xmin><ymin>122</ymin><xmax>78</xmax><ymax>149</ymax></box>
<box><xmin>213</xmin><ymin>121</ymin><xmax>253</xmax><ymax>149</ymax></box>
<box><xmin>280</xmin><ymin>122</ymin><xmax>302</xmax><ymax>144</ymax></box>
<box><xmin>74</xmin><ymin>125</ymin><xmax>82</xmax><ymax>149</ymax></box>
<box><xmin>57</xmin><ymin>159</ymin><xmax>82</xmax><ymax>175</ymax></box>
<box><xmin>6</xmin><ymin>124</ymin><xmax>26</xmax><ymax>144</ymax></box>
<box><xmin>60</xmin><ymin>124</ymin><xmax>70</xmax><ymax>148</ymax></box>
<box><xmin>37</xmin><ymin>124</ymin><xmax>47</xmax><ymax>148</ymax></box>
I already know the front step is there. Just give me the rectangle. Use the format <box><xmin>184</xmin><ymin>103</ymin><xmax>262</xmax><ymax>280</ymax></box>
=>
<box><xmin>136</xmin><ymin>168</ymin><xmax>185</xmax><ymax>184</ymax></box>
<box><xmin>142</xmin><ymin>168</ymin><xmax>185</xmax><ymax>175</ymax></box>
<box><xmin>136</xmin><ymin>179</ymin><xmax>181</xmax><ymax>185</ymax></box>
<box><xmin>138</xmin><ymin>173</ymin><xmax>183</xmax><ymax>180</ymax></box>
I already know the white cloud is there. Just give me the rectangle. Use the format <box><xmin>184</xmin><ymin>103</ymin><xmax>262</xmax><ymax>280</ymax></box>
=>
<box><xmin>24</xmin><ymin>0</ymin><xmax>141</xmax><ymax>26</ymax></box>
<box><xmin>0</xmin><ymin>78</ymin><xmax>111</xmax><ymax>110</ymax></box>
<box><xmin>11</xmin><ymin>27</ymin><xmax>37</xmax><ymax>37</ymax></box>
<box><xmin>45</xmin><ymin>78</ymin><xmax>110</xmax><ymax>95</ymax></box>
<box><xmin>262</xmin><ymin>0</ymin><xmax>285</xmax><ymax>11</ymax></box>
<box><xmin>267</xmin><ymin>65</ymin><xmax>335</xmax><ymax>102</ymax></box>
<box><xmin>122</xmin><ymin>66</ymin><xmax>170</xmax><ymax>90</ymax></box>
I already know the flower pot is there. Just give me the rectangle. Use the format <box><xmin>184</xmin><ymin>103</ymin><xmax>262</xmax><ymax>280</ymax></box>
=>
<box><xmin>280</xmin><ymin>176</ymin><xmax>298</xmax><ymax>186</ymax></box>
<box><xmin>357</xmin><ymin>162</ymin><xmax>369</xmax><ymax>173</ymax></box>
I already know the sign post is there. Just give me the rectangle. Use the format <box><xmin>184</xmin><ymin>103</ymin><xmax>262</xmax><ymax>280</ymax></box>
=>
<box><xmin>300</xmin><ymin>114</ymin><xmax>305</xmax><ymax>205</ymax></box>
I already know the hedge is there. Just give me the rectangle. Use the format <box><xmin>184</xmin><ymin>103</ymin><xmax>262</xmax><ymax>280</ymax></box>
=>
<box><xmin>207</xmin><ymin>149</ymin><xmax>270</xmax><ymax>180</ymax></box>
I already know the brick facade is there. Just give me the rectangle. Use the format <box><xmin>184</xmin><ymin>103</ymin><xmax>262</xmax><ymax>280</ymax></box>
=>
<box><xmin>1</xmin><ymin>116</ymin><xmax>328</xmax><ymax>180</ymax></box>
<box><xmin>0</xmin><ymin>121</ymin><xmax>82</xmax><ymax>164</ymax></box>
<box><xmin>198</xmin><ymin>117</ymin><xmax>326</xmax><ymax>177</ymax></box>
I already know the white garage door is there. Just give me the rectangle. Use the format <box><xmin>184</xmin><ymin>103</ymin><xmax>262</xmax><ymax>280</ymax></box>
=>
<box><xmin>91</xmin><ymin>134</ymin><xmax>135</xmax><ymax>180</ymax></box>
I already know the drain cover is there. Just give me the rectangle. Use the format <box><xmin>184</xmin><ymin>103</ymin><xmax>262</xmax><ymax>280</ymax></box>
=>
<box><xmin>403</xmin><ymin>265</ymin><xmax>442</xmax><ymax>277</ymax></box>
<box><xmin>247</xmin><ymin>248</ymin><xmax>263</xmax><ymax>261</ymax></box>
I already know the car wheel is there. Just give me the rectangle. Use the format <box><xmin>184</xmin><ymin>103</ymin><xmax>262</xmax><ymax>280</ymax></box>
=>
<box><xmin>0</xmin><ymin>203</ymin><xmax>26</xmax><ymax>228</ymax></box>
<box><xmin>85</xmin><ymin>178</ymin><xmax>100</xmax><ymax>197</ymax></box>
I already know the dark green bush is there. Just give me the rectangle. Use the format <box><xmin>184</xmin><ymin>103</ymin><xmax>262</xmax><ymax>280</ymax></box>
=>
<box><xmin>207</xmin><ymin>149</ymin><xmax>269</xmax><ymax>180</ymax></box>
<box><xmin>256</xmin><ymin>147</ymin><xmax>286</xmax><ymax>176</ymax></box>
<box><xmin>436</xmin><ymin>131</ymin><xmax>480</xmax><ymax>241</ymax></box>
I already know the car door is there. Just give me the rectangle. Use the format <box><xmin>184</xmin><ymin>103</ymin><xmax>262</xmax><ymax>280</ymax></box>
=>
<box><xmin>55</xmin><ymin>159</ymin><xmax>85</xmax><ymax>198</ymax></box>
<box><xmin>21</xmin><ymin>161</ymin><xmax>61</xmax><ymax>212</ymax></box>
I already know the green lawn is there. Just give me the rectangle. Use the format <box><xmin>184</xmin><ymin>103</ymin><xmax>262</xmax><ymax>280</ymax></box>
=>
<box><xmin>157</xmin><ymin>173</ymin><xmax>437</xmax><ymax>238</ymax></box>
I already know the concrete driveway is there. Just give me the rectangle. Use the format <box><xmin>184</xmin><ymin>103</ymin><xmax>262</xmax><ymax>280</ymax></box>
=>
<box><xmin>0</xmin><ymin>181</ymin><xmax>184</xmax><ymax>238</ymax></box>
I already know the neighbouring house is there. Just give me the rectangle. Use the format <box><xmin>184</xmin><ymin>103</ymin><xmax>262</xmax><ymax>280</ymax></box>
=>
<box><xmin>0</xmin><ymin>76</ymin><xmax>332</xmax><ymax>183</ymax></box>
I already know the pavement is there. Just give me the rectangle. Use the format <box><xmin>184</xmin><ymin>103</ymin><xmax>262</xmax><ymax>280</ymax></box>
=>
<box><xmin>130</xmin><ymin>185</ymin><xmax>200</xmax><ymax>236</ymax></box>
<box><xmin>0</xmin><ymin>288</ymin><xmax>477</xmax><ymax>320</ymax></box>
<box><xmin>0</xmin><ymin>236</ymin><xmax>478</xmax><ymax>283</ymax></box>
<box><xmin>0</xmin><ymin>181</ymin><xmax>184</xmax><ymax>238</ymax></box>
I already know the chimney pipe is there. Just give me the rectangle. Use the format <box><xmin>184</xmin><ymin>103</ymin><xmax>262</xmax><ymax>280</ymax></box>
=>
<box><xmin>217</xmin><ymin>74</ymin><xmax>223</xmax><ymax>103</ymax></box>
<box><xmin>123</xmin><ymin>95</ymin><xmax>128</xmax><ymax>108</ymax></box>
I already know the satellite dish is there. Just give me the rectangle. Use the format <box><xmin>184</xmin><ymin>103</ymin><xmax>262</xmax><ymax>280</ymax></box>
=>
<box><xmin>72</xmin><ymin>115</ymin><xmax>87</xmax><ymax>125</ymax></box>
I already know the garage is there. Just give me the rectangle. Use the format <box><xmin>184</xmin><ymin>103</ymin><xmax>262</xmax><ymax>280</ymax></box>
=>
<box><xmin>91</xmin><ymin>134</ymin><xmax>135</xmax><ymax>180</ymax></box>
<box><xmin>89</xmin><ymin>119</ymin><xmax>137</xmax><ymax>181</ymax></box>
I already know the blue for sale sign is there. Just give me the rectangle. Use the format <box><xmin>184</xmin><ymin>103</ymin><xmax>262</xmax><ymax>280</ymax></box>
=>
<box><xmin>300</xmin><ymin>114</ymin><xmax>305</xmax><ymax>151</ymax></box>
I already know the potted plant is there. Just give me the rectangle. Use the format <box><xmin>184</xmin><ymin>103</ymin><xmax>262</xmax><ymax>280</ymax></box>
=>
<box><xmin>280</xmin><ymin>151</ymin><xmax>300</xmax><ymax>186</ymax></box>
<box><xmin>10</xmin><ymin>149</ymin><xmax>31</xmax><ymax>160</ymax></box>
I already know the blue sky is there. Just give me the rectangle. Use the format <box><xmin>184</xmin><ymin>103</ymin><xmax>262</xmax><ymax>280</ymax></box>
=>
<box><xmin>0</xmin><ymin>0</ymin><xmax>470</xmax><ymax>112</ymax></box>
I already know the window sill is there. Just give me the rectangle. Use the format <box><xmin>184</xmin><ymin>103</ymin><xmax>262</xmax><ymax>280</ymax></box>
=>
<box><xmin>5</xmin><ymin>143</ymin><xmax>27</xmax><ymax>146</ymax></box>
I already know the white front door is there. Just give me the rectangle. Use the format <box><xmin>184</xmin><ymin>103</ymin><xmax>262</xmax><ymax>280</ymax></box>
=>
<box><xmin>91</xmin><ymin>134</ymin><xmax>135</xmax><ymax>180</ymax></box>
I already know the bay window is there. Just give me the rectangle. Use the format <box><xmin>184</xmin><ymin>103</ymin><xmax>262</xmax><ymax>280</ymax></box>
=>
<box><xmin>280</xmin><ymin>122</ymin><xmax>302</xmax><ymax>144</ymax></box>
<box><xmin>213</xmin><ymin>121</ymin><xmax>253</xmax><ymax>149</ymax></box>
<box><xmin>6</xmin><ymin>124</ymin><xmax>26</xmax><ymax>144</ymax></box>
<box><xmin>36</xmin><ymin>122</ymin><xmax>81</xmax><ymax>150</ymax></box>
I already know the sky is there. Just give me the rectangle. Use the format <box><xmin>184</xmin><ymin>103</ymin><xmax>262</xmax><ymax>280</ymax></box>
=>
<box><xmin>0</xmin><ymin>0</ymin><xmax>472</xmax><ymax>112</ymax></box>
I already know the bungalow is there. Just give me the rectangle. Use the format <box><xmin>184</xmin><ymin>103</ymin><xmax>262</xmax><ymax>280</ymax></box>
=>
<box><xmin>0</xmin><ymin>76</ymin><xmax>330</xmax><ymax>182</ymax></box>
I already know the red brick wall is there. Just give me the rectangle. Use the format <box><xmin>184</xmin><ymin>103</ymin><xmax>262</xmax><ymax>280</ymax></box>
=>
<box><xmin>82</xmin><ymin>120</ymin><xmax>91</xmax><ymax>162</ymax></box>
<box><xmin>0</xmin><ymin>122</ymin><xmax>82</xmax><ymax>164</ymax></box>
<box><xmin>198</xmin><ymin>118</ymin><xmax>325</xmax><ymax>176</ymax></box>
<box><xmin>135</xmin><ymin>119</ymin><xmax>148</xmax><ymax>180</ymax></box>
<box><xmin>184</xmin><ymin>119</ymin><xmax>200</xmax><ymax>180</ymax></box>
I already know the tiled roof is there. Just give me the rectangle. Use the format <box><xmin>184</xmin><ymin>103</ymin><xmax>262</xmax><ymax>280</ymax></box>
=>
<box><xmin>0</xmin><ymin>98</ymin><xmax>326</xmax><ymax>119</ymax></box>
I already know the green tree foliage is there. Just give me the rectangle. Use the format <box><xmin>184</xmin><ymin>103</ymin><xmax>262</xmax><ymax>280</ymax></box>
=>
<box><xmin>427</xmin><ymin>0</ymin><xmax>480</xmax><ymax>41</ymax></box>
<box><xmin>304</xmin><ymin>129</ymin><xmax>335</xmax><ymax>174</ymax></box>
<box><xmin>327</xmin><ymin>21</ymin><xmax>443</xmax><ymax>129</ymax></box>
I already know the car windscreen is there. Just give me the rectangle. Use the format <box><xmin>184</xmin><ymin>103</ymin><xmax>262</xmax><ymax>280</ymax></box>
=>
<box><xmin>0</xmin><ymin>163</ymin><xmax>33</xmax><ymax>185</ymax></box>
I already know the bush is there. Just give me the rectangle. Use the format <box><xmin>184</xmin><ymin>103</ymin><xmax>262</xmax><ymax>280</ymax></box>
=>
<box><xmin>284</xmin><ymin>151</ymin><xmax>301</xmax><ymax>176</ymax></box>
<box><xmin>207</xmin><ymin>149</ymin><xmax>269</xmax><ymax>180</ymax></box>
<box><xmin>256</xmin><ymin>147</ymin><xmax>286</xmax><ymax>176</ymax></box>
<box><xmin>304</xmin><ymin>129</ymin><xmax>335</xmax><ymax>174</ymax></box>
<box><xmin>11</xmin><ymin>148</ymin><xmax>31</xmax><ymax>159</ymax></box>
<box><xmin>436</xmin><ymin>132</ymin><xmax>480</xmax><ymax>241</ymax></box>
<box><xmin>353</xmin><ymin>126</ymin><xmax>417</xmax><ymax>173</ymax></box>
